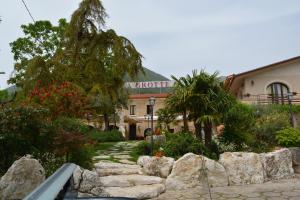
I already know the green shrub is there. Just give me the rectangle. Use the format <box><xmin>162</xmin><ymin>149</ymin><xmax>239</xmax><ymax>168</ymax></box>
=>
<box><xmin>69</xmin><ymin>144</ymin><xmax>94</xmax><ymax>169</ymax></box>
<box><xmin>162</xmin><ymin>132</ymin><xmax>209</xmax><ymax>159</ymax></box>
<box><xmin>276</xmin><ymin>127</ymin><xmax>300</xmax><ymax>147</ymax></box>
<box><xmin>130</xmin><ymin>141</ymin><xmax>160</xmax><ymax>161</ymax></box>
<box><xmin>253</xmin><ymin>106</ymin><xmax>290</xmax><ymax>146</ymax></box>
<box><xmin>88</xmin><ymin>130</ymin><xmax>124</xmax><ymax>142</ymax></box>
<box><xmin>221</xmin><ymin>103</ymin><xmax>255</xmax><ymax>150</ymax></box>
<box><xmin>0</xmin><ymin>105</ymin><xmax>54</xmax><ymax>175</ymax></box>
<box><xmin>34</xmin><ymin>152</ymin><xmax>65</xmax><ymax>177</ymax></box>
<box><xmin>53</xmin><ymin>117</ymin><xmax>90</xmax><ymax>134</ymax></box>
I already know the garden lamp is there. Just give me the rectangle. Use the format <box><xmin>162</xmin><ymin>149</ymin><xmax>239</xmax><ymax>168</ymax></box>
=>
<box><xmin>148</xmin><ymin>96</ymin><xmax>156</xmax><ymax>155</ymax></box>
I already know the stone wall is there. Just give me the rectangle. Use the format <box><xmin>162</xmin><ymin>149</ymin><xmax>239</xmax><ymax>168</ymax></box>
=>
<box><xmin>165</xmin><ymin>148</ymin><xmax>295</xmax><ymax>190</ymax></box>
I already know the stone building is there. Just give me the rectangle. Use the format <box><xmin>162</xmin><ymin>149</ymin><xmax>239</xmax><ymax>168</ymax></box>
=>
<box><xmin>118</xmin><ymin>81</ymin><xmax>194</xmax><ymax>140</ymax></box>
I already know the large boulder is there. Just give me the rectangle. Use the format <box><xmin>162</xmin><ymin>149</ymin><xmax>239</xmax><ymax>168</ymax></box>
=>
<box><xmin>219</xmin><ymin>152</ymin><xmax>264</xmax><ymax>185</ymax></box>
<box><xmin>166</xmin><ymin>153</ymin><xmax>228</xmax><ymax>190</ymax></box>
<box><xmin>73</xmin><ymin>167</ymin><xmax>108</xmax><ymax>197</ymax></box>
<box><xmin>289</xmin><ymin>147</ymin><xmax>300</xmax><ymax>173</ymax></box>
<box><xmin>137</xmin><ymin>156</ymin><xmax>174</xmax><ymax>178</ymax></box>
<box><xmin>0</xmin><ymin>155</ymin><xmax>45</xmax><ymax>200</ymax></box>
<box><xmin>260</xmin><ymin>148</ymin><xmax>294</xmax><ymax>180</ymax></box>
<box><xmin>289</xmin><ymin>147</ymin><xmax>300</xmax><ymax>165</ymax></box>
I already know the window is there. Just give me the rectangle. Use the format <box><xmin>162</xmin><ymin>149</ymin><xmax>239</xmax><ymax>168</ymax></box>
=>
<box><xmin>267</xmin><ymin>82</ymin><xmax>289</xmax><ymax>104</ymax></box>
<box><xmin>130</xmin><ymin>105</ymin><xmax>136</xmax><ymax>115</ymax></box>
<box><xmin>146</xmin><ymin>105</ymin><xmax>151</xmax><ymax>115</ymax></box>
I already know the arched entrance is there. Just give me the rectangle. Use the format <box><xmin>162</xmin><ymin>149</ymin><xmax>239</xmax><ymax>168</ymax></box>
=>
<box><xmin>267</xmin><ymin>82</ymin><xmax>289</xmax><ymax>104</ymax></box>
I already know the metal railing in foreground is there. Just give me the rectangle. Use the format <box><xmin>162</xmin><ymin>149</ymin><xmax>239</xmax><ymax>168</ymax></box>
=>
<box><xmin>24</xmin><ymin>163</ymin><xmax>137</xmax><ymax>200</ymax></box>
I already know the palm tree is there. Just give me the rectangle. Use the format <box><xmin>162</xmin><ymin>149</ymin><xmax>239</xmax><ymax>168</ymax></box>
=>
<box><xmin>189</xmin><ymin>70</ymin><xmax>233</xmax><ymax>148</ymax></box>
<box><xmin>165</xmin><ymin>71</ymin><xmax>198</xmax><ymax>132</ymax></box>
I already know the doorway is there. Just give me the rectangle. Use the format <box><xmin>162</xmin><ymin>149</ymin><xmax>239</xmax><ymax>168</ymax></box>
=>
<box><xmin>129</xmin><ymin>124</ymin><xmax>137</xmax><ymax>140</ymax></box>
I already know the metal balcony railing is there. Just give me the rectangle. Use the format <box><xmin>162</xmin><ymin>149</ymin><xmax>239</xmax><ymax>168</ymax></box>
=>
<box><xmin>240</xmin><ymin>93</ymin><xmax>300</xmax><ymax>105</ymax></box>
<box><xmin>24</xmin><ymin>163</ymin><xmax>137</xmax><ymax>200</ymax></box>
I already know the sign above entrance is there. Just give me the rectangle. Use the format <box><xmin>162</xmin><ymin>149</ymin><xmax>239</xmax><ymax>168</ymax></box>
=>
<box><xmin>125</xmin><ymin>81</ymin><xmax>174</xmax><ymax>89</ymax></box>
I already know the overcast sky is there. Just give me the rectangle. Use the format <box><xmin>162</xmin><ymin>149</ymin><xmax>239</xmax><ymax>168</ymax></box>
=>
<box><xmin>1</xmin><ymin>0</ymin><xmax>300</xmax><ymax>89</ymax></box>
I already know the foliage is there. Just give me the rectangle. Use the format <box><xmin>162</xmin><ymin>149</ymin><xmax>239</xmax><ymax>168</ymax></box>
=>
<box><xmin>0</xmin><ymin>89</ymin><xmax>9</xmax><ymax>102</ymax></box>
<box><xmin>29</xmin><ymin>81</ymin><xmax>89</xmax><ymax>118</ymax></box>
<box><xmin>88</xmin><ymin>129</ymin><xmax>125</xmax><ymax>142</ymax></box>
<box><xmin>0</xmin><ymin>104</ymin><xmax>95</xmax><ymax>176</ymax></box>
<box><xmin>157</xmin><ymin>107</ymin><xmax>177</xmax><ymax>131</ymax></box>
<box><xmin>221</xmin><ymin>103</ymin><xmax>255</xmax><ymax>150</ymax></box>
<box><xmin>162</xmin><ymin>132</ymin><xmax>210</xmax><ymax>159</ymax></box>
<box><xmin>89</xmin><ymin>88</ymin><xmax>128</xmax><ymax>130</ymax></box>
<box><xmin>52</xmin><ymin>117</ymin><xmax>94</xmax><ymax>168</ymax></box>
<box><xmin>166</xmin><ymin>69</ymin><xmax>234</xmax><ymax>148</ymax></box>
<box><xmin>34</xmin><ymin>152</ymin><xmax>65</xmax><ymax>177</ymax></box>
<box><xmin>253</xmin><ymin>105</ymin><xmax>290</xmax><ymax>146</ymax></box>
<box><xmin>166</xmin><ymin>72</ymin><xmax>195</xmax><ymax>131</ymax></box>
<box><xmin>53</xmin><ymin>117</ymin><xmax>90</xmax><ymax>134</ymax></box>
<box><xmin>9</xmin><ymin>19</ymin><xmax>68</xmax><ymax>90</ymax></box>
<box><xmin>0</xmin><ymin>105</ymin><xmax>54</xmax><ymax>175</ymax></box>
<box><xmin>68</xmin><ymin>144</ymin><xmax>94</xmax><ymax>169</ymax></box>
<box><xmin>131</xmin><ymin>141</ymin><xmax>161</xmax><ymax>160</ymax></box>
<box><xmin>276</xmin><ymin>127</ymin><xmax>300</xmax><ymax>147</ymax></box>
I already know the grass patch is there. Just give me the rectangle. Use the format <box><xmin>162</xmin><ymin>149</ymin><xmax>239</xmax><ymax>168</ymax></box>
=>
<box><xmin>92</xmin><ymin>142</ymin><xmax>117</xmax><ymax>153</ymax></box>
<box><xmin>88</xmin><ymin>130</ymin><xmax>125</xmax><ymax>142</ymax></box>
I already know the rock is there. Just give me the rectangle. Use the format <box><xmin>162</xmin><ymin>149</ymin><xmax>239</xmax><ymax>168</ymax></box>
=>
<box><xmin>137</xmin><ymin>156</ymin><xmax>174</xmax><ymax>178</ymax></box>
<box><xmin>0</xmin><ymin>155</ymin><xmax>45</xmax><ymax>200</ymax></box>
<box><xmin>100</xmin><ymin>174</ymin><xmax>164</xmax><ymax>187</ymax></box>
<box><xmin>289</xmin><ymin>147</ymin><xmax>300</xmax><ymax>166</ymax></box>
<box><xmin>73</xmin><ymin>167</ymin><xmax>108</xmax><ymax>196</ymax></box>
<box><xmin>166</xmin><ymin>153</ymin><xmax>228</xmax><ymax>190</ymax></box>
<box><xmin>94</xmin><ymin>162</ymin><xmax>142</xmax><ymax>176</ymax></box>
<box><xmin>260</xmin><ymin>148</ymin><xmax>294</xmax><ymax>181</ymax></box>
<box><xmin>103</xmin><ymin>184</ymin><xmax>166</xmax><ymax>199</ymax></box>
<box><xmin>219</xmin><ymin>152</ymin><xmax>264</xmax><ymax>185</ymax></box>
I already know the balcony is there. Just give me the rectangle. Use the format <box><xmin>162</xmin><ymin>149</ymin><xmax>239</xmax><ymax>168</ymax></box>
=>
<box><xmin>239</xmin><ymin>93</ymin><xmax>300</xmax><ymax>105</ymax></box>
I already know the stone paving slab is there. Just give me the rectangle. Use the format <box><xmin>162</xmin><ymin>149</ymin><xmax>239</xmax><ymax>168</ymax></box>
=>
<box><xmin>152</xmin><ymin>175</ymin><xmax>300</xmax><ymax>200</ymax></box>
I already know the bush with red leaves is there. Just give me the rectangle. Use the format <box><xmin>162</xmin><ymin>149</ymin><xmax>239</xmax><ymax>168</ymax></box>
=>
<box><xmin>30</xmin><ymin>81</ymin><xmax>89</xmax><ymax>118</ymax></box>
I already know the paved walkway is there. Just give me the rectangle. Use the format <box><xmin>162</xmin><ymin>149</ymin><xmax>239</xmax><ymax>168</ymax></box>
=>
<box><xmin>93</xmin><ymin>141</ymin><xmax>139</xmax><ymax>164</ymax></box>
<box><xmin>153</xmin><ymin>175</ymin><xmax>300</xmax><ymax>200</ymax></box>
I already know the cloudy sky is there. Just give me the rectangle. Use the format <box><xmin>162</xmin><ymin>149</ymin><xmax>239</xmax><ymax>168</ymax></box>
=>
<box><xmin>1</xmin><ymin>0</ymin><xmax>300</xmax><ymax>89</ymax></box>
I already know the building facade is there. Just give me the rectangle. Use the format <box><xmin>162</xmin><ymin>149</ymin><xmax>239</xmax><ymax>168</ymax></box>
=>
<box><xmin>225</xmin><ymin>56</ymin><xmax>300</xmax><ymax>105</ymax></box>
<box><xmin>118</xmin><ymin>93</ymin><xmax>194</xmax><ymax>140</ymax></box>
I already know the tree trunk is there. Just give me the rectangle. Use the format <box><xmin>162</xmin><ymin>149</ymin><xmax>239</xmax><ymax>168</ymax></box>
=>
<box><xmin>194</xmin><ymin>122</ymin><xmax>202</xmax><ymax>139</ymax></box>
<box><xmin>204</xmin><ymin>121</ymin><xmax>212</xmax><ymax>149</ymax></box>
<box><xmin>104</xmin><ymin>113</ymin><xmax>110</xmax><ymax>131</ymax></box>
<box><xmin>183</xmin><ymin>109</ymin><xmax>189</xmax><ymax>132</ymax></box>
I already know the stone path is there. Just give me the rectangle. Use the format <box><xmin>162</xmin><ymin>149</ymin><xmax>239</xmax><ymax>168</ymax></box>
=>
<box><xmin>93</xmin><ymin>141</ymin><xmax>139</xmax><ymax>164</ymax></box>
<box><xmin>152</xmin><ymin>175</ymin><xmax>300</xmax><ymax>200</ymax></box>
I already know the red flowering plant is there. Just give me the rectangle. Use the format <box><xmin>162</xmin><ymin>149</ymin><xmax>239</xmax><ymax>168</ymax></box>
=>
<box><xmin>28</xmin><ymin>81</ymin><xmax>95</xmax><ymax>168</ymax></box>
<box><xmin>29</xmin><ymin>81</ymin><xmax>90</xmax><ymax>119</ymax></box>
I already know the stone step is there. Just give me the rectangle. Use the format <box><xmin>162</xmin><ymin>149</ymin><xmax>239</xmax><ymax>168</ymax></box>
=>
<box><xmin>102</xmin><ymin>184</ymin><xmax>166</xmax><ymax>199</ymax></box>
<box><xmin>100</xmin><ymin>174</ymin><xmax>164</xmax><ymax>187</ymax></box>
<box><xmin>94</xmin><ymin>162</ymin><xmax>142</xmax><ymax>176</ymax></box>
